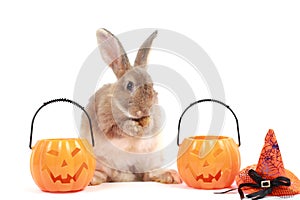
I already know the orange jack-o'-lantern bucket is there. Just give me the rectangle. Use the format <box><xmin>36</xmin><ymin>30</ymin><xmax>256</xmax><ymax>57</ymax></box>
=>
<box><xmin>177</xmin><ymin>99</ymin><xmax>241</xmax><ymax>189</ymax></box>
<box><xmin>29</xmin><ymin>98</ymin><xmax>96</xmax><ymax>192</ymax></box>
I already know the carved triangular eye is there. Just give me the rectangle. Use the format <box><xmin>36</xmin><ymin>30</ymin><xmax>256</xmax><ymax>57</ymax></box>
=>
<box><xmin>71</xmin><ymin>148</ymin><xmax>81</xmax><ymax>157</ymax></box>
<box><xmin>203</xmin><ymin>160</ymin><xmax>209</xmax><ymax>167</ymax></box>
<box><xmin>47</xmin><ymin>150</ymin><xmax>59</xmax><ymax>156</ymax></box>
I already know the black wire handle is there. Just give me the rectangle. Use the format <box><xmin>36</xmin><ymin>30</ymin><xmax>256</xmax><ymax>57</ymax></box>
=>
<box><xmin>29</xmin><ymin>98</ymin><xmax>94</xmax><ymax>149</ymax></box>
<box><xmin>177</xmin><ymin>99</ymin><xmax>241</xmax><ymax>147</ymax></box>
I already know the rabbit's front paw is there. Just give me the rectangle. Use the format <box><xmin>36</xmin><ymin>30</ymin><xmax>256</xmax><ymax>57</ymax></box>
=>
<box><xmin>122</xmin><ymin>120</ymin><xmax>143</xmax><ymax>136</ymax></box>
<box><xmin>89</xmin><ymin>170</ymin><xmax>108</xmax><ymax>186</ymax></box>
<box><xmin>143</xmin><ymin>169</ymin><xmax>182</xmax><ymax>184</ymax></box>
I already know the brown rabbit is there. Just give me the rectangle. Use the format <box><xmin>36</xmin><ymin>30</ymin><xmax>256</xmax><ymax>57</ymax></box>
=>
<box><xmin>80</xmin><ymin>28</ymin><xmax>181</xmax><ymax>185</ymax></box>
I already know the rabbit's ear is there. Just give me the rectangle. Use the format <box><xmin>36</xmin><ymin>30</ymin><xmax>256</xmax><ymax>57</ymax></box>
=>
<box><xmin>96</xmin><ymin>28</ymin><xmax>131</xmax><ymax>79</ymax></box>
<box><xmin>134</xmin><ymin>30</ymin><xmax>158</xmax><ymax>68</ymax></box>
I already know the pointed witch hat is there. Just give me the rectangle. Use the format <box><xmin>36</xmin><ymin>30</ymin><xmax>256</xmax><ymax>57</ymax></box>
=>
<box><xmin>235</xmin><ymin>129</ymin><xmax>300</xmax><ymax>199</ymax></box>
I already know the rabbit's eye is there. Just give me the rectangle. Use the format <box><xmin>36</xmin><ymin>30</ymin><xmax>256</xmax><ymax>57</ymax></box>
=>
<box><xmin>127</xmin><ymin>81</ymin><xmax>134</xmax><ymax>92</ymax></box>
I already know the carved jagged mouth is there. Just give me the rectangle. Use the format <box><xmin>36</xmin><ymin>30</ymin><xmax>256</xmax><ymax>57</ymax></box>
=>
<box><xmin>185</xmin><ymin>164</ymin><xmax>222</xmax><ymax>183</ymax></box>
<box><xmin>43</xmin><ymin>163</ymin><xmax>88</xmax><ymax>183</ymax></box>
<box><xmin>196</xmin><ymin>170</ymin><xmax>222</xmax><ymax>182</ymax></box>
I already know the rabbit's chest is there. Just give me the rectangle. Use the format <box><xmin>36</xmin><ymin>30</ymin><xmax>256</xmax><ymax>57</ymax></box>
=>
<box><xmin>110</xmin><ymin>137</ymin><xmax>158</xmax><ymax>153</ymax></box>
<box><xmin>98</xmin><ymin>137</ymin><xmax>162</xmax><ymax>172</ymax></box>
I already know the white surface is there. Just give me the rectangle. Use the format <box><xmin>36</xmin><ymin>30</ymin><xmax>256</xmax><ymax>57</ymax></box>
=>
<box><xmin>21</xmin><ymin>182</ymin><xmax>300</xmax><ymax>200</ymax></box>
<box><xmin>1</xmin><ymin>0</ymin><xmax>300</xmax><ymax>199</ymax></box>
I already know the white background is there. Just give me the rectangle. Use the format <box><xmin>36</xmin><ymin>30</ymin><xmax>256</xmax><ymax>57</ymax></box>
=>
<box><xmin>1</xmin><ymin>0</ymin><xmax>300</xmax><ymax>199</ymax></box>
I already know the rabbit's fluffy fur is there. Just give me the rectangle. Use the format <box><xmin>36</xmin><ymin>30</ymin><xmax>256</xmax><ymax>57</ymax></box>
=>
<box><xmin>80</xmin><ymin>29</ymin><xmax>181</xmax><ymax>185</ymax></box>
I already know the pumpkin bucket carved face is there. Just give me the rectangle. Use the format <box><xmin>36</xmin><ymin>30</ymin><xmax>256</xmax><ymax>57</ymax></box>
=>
<box><xmin>29</xmin><ymin>99</ymin><xmax>96</xmax><ymax>192</ymax></box>
<box><xmin>176</xmin><ymin>99</ymin><xmax>241</xmax><ymax>189</ymax></box>
<box><xmin>30</xmin><ymin>139</ymin><xmax>95</xmax><ymax>192</ymax></box>
<box><xmin>177</xmin><ymin>136</ymin><xmax>240</xmax><ymax>189</ymax></box>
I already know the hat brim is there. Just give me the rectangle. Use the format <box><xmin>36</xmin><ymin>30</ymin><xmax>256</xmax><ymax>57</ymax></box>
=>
<box><xmin>236</xmin><ymin>164</ymin><xmax>300</xmax><ymax>196</ymax></box>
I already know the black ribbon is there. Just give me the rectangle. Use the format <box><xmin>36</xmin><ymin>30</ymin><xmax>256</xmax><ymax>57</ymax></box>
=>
<box><xmin>215</xmin><ymin>169</ymin><xmax>291</xmax><ymax>200</ymax></box>
<box><xmin>238</xmin><ymin>169</ymin><xmax>291</xmax><ymax>199</ymax></box>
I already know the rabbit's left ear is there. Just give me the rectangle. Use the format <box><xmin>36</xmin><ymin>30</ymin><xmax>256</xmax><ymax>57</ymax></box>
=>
<box><xmin>97</xmin><ymin>28</ymin><xmax>131</xmax><ymax>79</ymax></box>
<box><xmin>134</xmin><ymin>30</ymin><xmax>158</xmax><ymax>68</ymax></box>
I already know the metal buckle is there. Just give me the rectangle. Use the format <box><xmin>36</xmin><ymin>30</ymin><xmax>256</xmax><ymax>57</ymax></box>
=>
<box><xmin>261</xmin><ymin>180</ymin><xmax>271</xmax><ymax>188</ymax></box>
